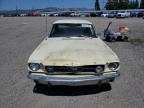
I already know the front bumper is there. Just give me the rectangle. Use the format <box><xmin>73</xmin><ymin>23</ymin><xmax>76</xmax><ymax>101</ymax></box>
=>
<box><xmin>28</xmin><ymin>72</ymin><xmax>120</xmax><ymax>86</ymax></box>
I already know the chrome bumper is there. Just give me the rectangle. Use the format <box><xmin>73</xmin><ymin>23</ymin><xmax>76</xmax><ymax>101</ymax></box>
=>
<box><xmin>28</xmin><ymin>72</ymin><xmax>120</xmax><ymax>86</ymax></box>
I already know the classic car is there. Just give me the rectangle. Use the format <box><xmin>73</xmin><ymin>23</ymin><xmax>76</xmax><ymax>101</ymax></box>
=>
<box><xmin>28</xmin><ymin>19</ymin><xmax>120</xmax><ymax>86</ymax></box>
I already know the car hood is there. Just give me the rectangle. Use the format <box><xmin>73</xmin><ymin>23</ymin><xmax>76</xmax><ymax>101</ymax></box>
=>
<box><xmin>28</xmin><ymin>37</ymin><xmax>119</xmax><ymax>66</ymax></box>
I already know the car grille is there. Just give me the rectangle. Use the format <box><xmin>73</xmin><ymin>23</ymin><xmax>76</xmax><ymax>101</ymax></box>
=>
<box><xmin>45</xmin><ymin>65</ymin><xmax>104</xmax><ymax>73</ymax></box>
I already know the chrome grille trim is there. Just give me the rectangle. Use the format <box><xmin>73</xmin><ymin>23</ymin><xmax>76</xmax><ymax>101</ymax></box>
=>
<box><xmin>45</xmin><ymin>65</ymin><xmax>104</xmax><ymax>73</ymax></box>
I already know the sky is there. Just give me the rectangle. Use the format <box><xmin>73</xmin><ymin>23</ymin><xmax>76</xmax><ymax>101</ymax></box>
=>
<box><xmin>0</xmin><ymin>0</ymin><xmax>106</xmax><ymax>10</ymax></box>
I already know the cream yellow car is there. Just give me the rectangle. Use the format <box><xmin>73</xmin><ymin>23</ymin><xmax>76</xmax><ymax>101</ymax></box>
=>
<box><xmin>28</xmin><ymin>19</ymin><xmax>120</xmax><ymax>86</ymax></box>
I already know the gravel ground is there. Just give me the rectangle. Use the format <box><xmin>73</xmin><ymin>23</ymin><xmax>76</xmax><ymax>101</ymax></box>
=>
<box><xmin>0</xmin><ymin>17</ymin><xmax>144</xmax><ymax>108</ymax></box>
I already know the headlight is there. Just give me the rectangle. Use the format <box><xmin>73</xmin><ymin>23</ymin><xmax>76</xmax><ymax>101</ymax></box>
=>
<box><xmin>29</xmin><ymin>63</ymin><xmax>40</xmax><ymax>71</ymax></box>
<box><xmin>108</xmin><ymin>62</ymin><xmax>119</xmax><ymax>70</ymax></box>
<box><xmin>95</xmin><ymin>66</ymin><xmax>104</xmax><ymax>73</ymax></box>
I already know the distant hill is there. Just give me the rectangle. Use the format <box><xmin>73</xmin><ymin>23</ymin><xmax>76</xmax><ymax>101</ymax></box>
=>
<box><xmin>0</xmin><ymin>7</ymin><xmax>94</xmax><ymax>14</ymax></box>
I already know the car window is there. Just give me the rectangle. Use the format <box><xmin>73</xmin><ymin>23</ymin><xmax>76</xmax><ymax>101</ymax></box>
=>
<box><xmin>49</xmin><ymin>24</ymin><xmax>96</xmax><ymax>38</ymax></box>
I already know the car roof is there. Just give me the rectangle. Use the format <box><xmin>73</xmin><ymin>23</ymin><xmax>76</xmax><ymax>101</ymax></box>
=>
<box><xmin>53</xmin><ymin>19</ymin><xmax>92</xmax><ymax>24</ymax></box>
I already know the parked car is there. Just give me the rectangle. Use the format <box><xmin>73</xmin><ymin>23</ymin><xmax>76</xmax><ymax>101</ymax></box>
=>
<box><xmin>80</xmin><ymin>13</ymin><xmax>90</xmax><ymax>17</ymax></box>
<box><xmin>28</xmin><ymin>19</ymin><xmax>120</xmax><ymax>86</ymax></box>
<box><xmin>90</xmin><ymin>12</ymin><xmax>98</xmax><ymax>17</ymax></box>
<box><xmin>107</xmin><ymin>13</ymin><xmax>116</xmax><ymax>18</ymax></box>
<box><xmin>53</xmin><ymin>13</ymin><xmax>59</xmax><ymax>17</ymax></box>
<box><xmin>116</xmin><ymin>13</ymin><xmax>127</xmax><ymax>18</ymax></box>
<box><xmin>101</xmin><ymin>13</ymin><xmax>108</xmax><ymax>17</ymax></box>
<box><xmin>20</xmin><ymin>14</ymin><xmax>27</xmax><ymax>17</ymax></box>
<box><xmin>137</xmin><ymin>12</ymin><xmax>144</xmax><ymax>17</ymax></box>
<box><xmin>41</xmin><ymin>13</ymin><xmax>50</xmax><ymax>17</ymax></box>
<box><xmin>60</xmin><ymin>12</ymin><xmax>71</xmax><ymax>17</ymax></box>
<box><xmin>70</xmin><ymin>12</ymin><xmax>80</xmax><ymax>17</ymax></box>
<box><xmin>116</xmin><ymin>11</ymin><xmax>130</xmax><ymax>18</ymax></box>
<box><xmin>130</xmin><ymin>12</ymin><xmax>137</xmax><ymax>17</ymax></box>
<box><xmin>97</xmin><ymin>12</ymin><xmax>103</xmax><ymax>17</ymax></box>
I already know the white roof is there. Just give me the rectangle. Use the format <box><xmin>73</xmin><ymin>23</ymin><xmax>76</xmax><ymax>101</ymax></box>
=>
<box><xmin>53</xmin><ymin>19</ymin><xmax>92</xmax><ymax>24</ymax></box>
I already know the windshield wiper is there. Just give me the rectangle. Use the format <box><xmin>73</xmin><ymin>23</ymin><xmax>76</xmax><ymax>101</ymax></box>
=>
<box><xmin>78</xmin><ymin>35</ymin><xmax>93</xmax><ymax>38</ymax></box>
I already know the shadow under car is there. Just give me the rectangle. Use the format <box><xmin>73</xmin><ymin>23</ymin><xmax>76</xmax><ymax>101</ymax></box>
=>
<box><xmin>33</xmin><ymin>83</ymin><xmax>112</xmax><ymax>96</ymax></box>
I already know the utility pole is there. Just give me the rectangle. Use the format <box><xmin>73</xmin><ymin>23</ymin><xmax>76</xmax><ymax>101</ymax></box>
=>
<box><xmin>16</xmin><ymin>5</ymin><xmax>18</xmax><ymax>16</ymax></box>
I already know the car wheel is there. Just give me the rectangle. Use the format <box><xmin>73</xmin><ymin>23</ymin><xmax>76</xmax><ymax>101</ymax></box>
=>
<box><xmin>34</xmin><ymin>80</ymin><xmax>39</xmax><ymax>84</ymax></box>
<box><xmin>33</xmin><ymin>83</ymin><xmax>45</xmax><ymax>93</ymax></box>
<box><xmin>100</xmin><ymin>83</ymin><xmax>112</xmax><ymax>91</ymax></box>
<box><xmin>123</xmin><ymin>36</ymin><xmax>128</xmax><ymax>42</ymax></box>
<box><xmin>109</xmin><ymin>78</ymin><xmax>115</xmax><ymax>82</ymax></box>
<box><xmin>105</xmin><ymin>36</ymin><xmax>111</xmax><ymax>42</ymax></box>
<box><xmin>110</xmin><ymin>37</ymin><xmax>116</xmax><ymax>42</ymax></box>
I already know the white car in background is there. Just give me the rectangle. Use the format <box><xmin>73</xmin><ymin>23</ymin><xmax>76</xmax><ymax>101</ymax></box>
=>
<box><xmin>70</xmin><ymin>12</ymin><xmax>80</xmax><ymax>17</ymax></box>
<box><xmin>101</xmin><ymin>13</ymin><xmax>109</xmax><ymax>17</ymax></box>
<box><xmin>117</xmin><ymin>11</ymin><xmax>130</xmax><ymax>18</ymax></box>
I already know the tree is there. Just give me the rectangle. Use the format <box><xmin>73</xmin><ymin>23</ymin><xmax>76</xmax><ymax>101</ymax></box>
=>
<box><xmin>128</xmin><ymin>0</ymin><xmax>135</xmax><ymax>9</ymax></box>
<box><xmin>105</xmin><ymin>0</ymin><xmax>139</xmax><ymax>10</ymax></box>
<box><xmin>118</xmin><ymin>0</ymin><xmax>129</xmax><ymax>9</ymax></box>
<box><xmin>95</xmin><ymin>0</ymin><xmax>100</xmax><ymax>10</ymax></box>
<box><xmin>105</xmin><ymin>0</ymin><xmax>119</xmax><ymax>10</ymax></box>
<box><xmin>135</xmin><ymin>0</ymin><xmax>139</xmax><ymax>8</ymax></box>
<box><xmin>128</xmin><ymin>0</ymin><xmax>139</xmax><ymax>9</ymax></box>
<box><xmin>140</xmin><ymin>0</ymin><xmax>144</xmax><ymax>9</ymax></box>
<box><xmin>105</xmin><ymin>0</ymin><xmax>112</xmax><ymax>10</ymax></box>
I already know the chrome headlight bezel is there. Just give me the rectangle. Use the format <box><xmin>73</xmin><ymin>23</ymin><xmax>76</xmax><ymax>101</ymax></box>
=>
<box><xmin>108</xmin><ymin>62</ymin><xmax>119</xmax><ymax>71</ymax></box>
<box><xmin>29</xmin><ymin>63</ymin><xmax>40</xmax><ymax>71</ymax></box>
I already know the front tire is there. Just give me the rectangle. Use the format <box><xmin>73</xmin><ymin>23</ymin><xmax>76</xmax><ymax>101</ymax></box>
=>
<box><xmin>109</xmin><ymin>78</ymin><xmax>115</xmax><ymax>82</ymax></box>
<box><xmin>110</xmin><ymin>37</ymin><xmax>116</xmax><ymax>42</ymax></box>
<box><xmin>123</xmin><ymin>36</ymin><xmax>128</xmax><ymax>42</ymax></box>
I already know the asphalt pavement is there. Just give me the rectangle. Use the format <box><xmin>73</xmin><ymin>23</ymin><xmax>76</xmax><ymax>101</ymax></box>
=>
<box><xmin>0</xmin><ymin>17</ymin><xmax>144</xmax><ymax>108</ymax></box>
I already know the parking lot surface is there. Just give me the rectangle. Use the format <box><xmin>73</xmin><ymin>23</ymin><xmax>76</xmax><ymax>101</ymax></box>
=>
<box><xmin>0</xmin><ymin>17</ymin><xmax>144</xmax><ymax>108</ymax></box>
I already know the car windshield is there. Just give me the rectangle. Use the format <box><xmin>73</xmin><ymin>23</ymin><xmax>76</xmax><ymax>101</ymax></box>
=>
<box><xmin>49</xmin><ymin>24</ymin><xmax>96</xmax><ymax>38</ymax></box>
